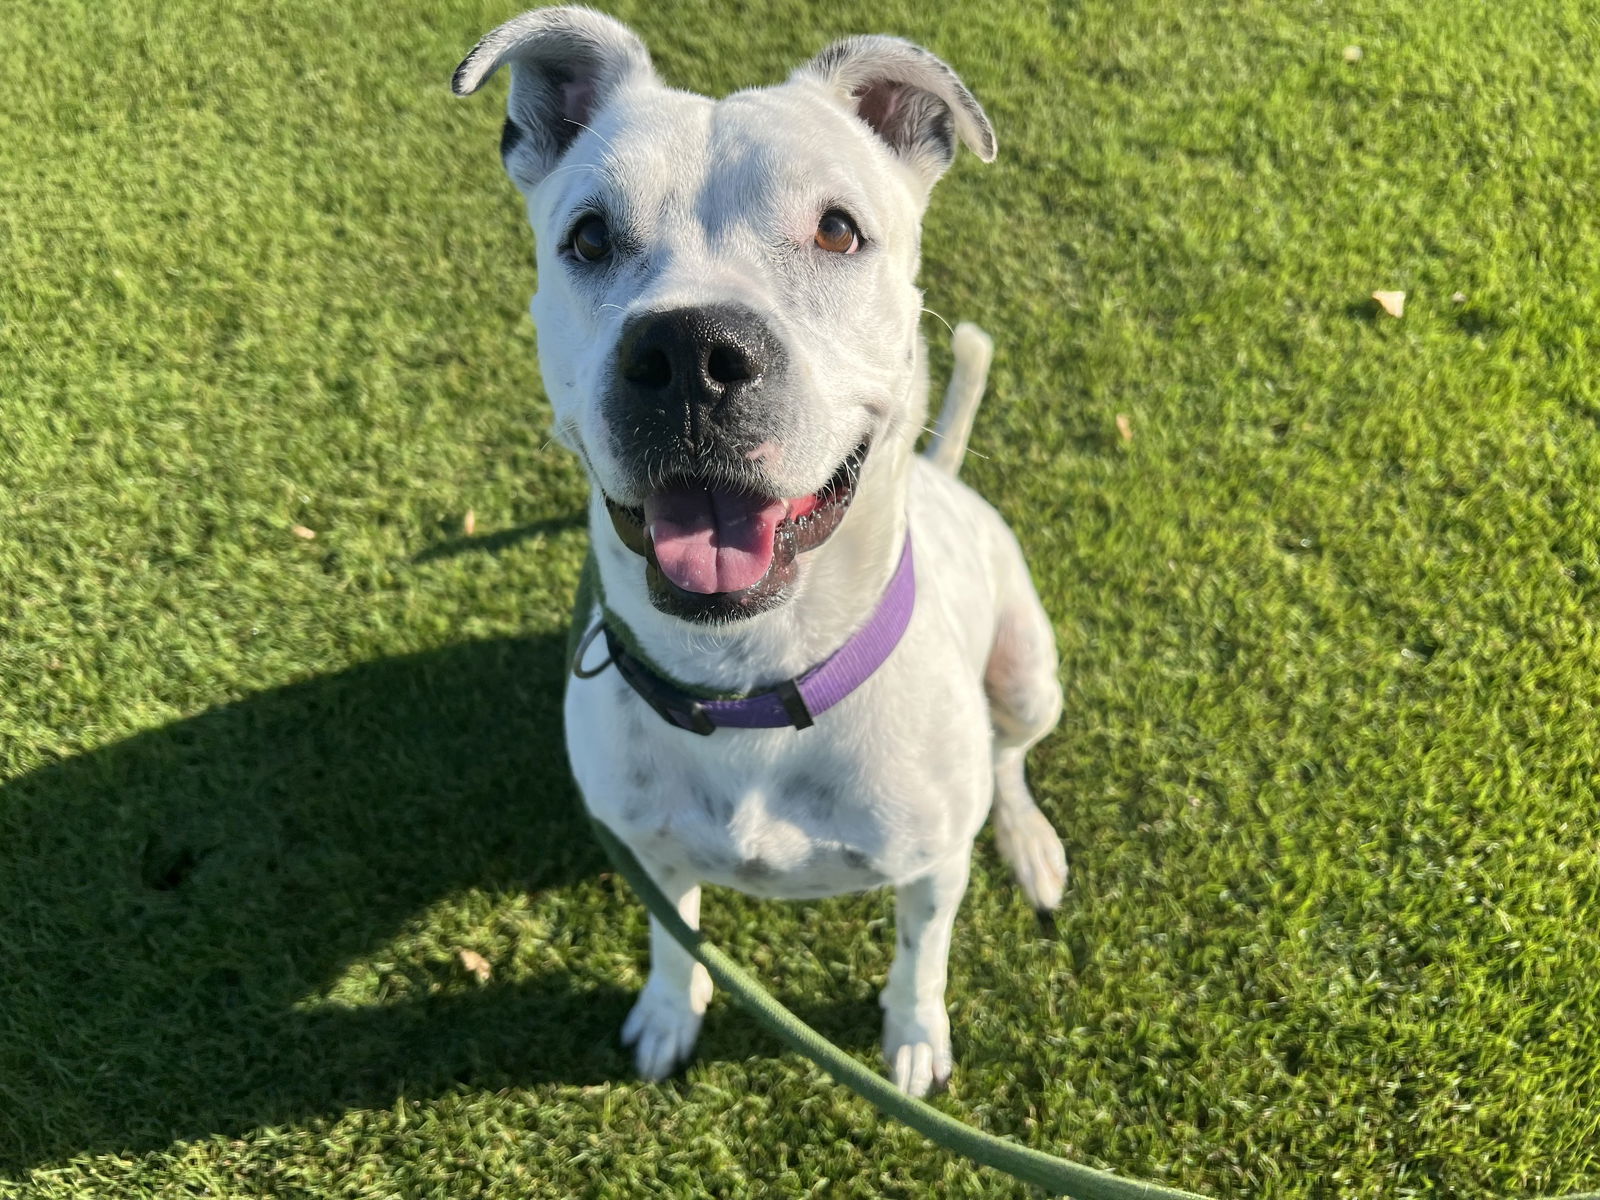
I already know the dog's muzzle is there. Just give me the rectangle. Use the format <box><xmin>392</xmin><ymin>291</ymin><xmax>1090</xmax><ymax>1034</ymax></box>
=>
<box><xmin>597</xmin><ymin>301</ymin><xmax>868</xmax><ymax>621</ymax></box>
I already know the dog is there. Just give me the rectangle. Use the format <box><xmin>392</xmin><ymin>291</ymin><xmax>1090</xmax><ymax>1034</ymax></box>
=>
<box><xmin>453</xmin><ymin>6</ymin><xmax>1068</xmax><ymax>1098</ymax></box>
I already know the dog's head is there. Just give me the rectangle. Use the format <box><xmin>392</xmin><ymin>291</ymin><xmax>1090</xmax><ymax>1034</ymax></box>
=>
<box><xmin>454</xmin><ymin>7</ymin><xmax>993</xmax><ymax>621</ymax></box>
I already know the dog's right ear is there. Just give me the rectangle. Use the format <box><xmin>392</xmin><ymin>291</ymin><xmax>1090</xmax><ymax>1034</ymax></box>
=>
<box><xmin>452</xmin><ymin>7</ymin><xmax>654</xmax><ymax>192</ymax></box>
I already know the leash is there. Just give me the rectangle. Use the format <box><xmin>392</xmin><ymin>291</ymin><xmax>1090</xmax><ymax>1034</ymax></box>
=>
<box><xmin>591</xmin><ymin>818</ymin><xmax>1205</xmax><ymax>1199</ymax></box>
<box><xmin>575</xmin><ymin>543</ymin><xmax>1201</xmax><ymax>1193</ymax></box>
<box><xmin>593</xmin><ymin>820</ymin><xmax>1600</xmax><ymax>1200</ymax></box>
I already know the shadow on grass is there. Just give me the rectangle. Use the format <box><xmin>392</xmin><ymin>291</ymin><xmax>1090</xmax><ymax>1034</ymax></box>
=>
<box><xmin>411</xmin><ymin>513</ymin><xmax>584</xmax><ymax>564</ymax></box>
<box><xmin>0</xmin><ymin>631</ymin><xmax>897</xmax><ymax>1174</ymax></box>
<box><xmin>0</xmin><ymin>633</ymin><xmax>630</xmax><ymax>1171</ymax></box>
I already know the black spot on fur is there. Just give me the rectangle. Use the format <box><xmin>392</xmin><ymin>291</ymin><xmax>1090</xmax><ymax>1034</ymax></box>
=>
<box><xmin>841</xmin><ymin>847</ymin><xmax>871</xmax><ymax>870</ymax></box>
<box><xmin>899</xmin><ymin>925</ymin><xmax>914</xmax><ymax>950</ymax></box>
<box><xmin>816</xmin><ymin>787</ymin><xmax>843</xmax><ymax>820</ymax></box>
<box><xmin>697</xmin><ymin>791</ymin><xmax>732</xmax><ymax>824</ymax></box>
<box><xmin>617</xmin><ymin>686</ymin><xmax>643</xmax><ymax>737</ymax></box>
<box><xmin>736</xmin><ymin>857</ymin><xmax>775</xmax><ymax>881</ymax></box>
<box><xmin>500</xmin><ymin>119</ymin><xmax>525</xmax><ymax>161</ymax></box>
<box><xmin>790</xmin><ymin>772</ymin><xmax>840</xmax><ymax>820</ymax></box>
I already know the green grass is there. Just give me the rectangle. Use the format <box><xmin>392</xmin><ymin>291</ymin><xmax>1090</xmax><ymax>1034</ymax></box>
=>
<box><xmin>3</xmin><ymin>0</ymin><xmax>1599</xmax><ymax>1195</ymax></box>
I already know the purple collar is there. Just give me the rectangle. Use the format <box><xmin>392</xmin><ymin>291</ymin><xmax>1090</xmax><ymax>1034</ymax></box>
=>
<box><xmin>578</xmin><ymin>534</ymin><xmax>916</xmax><ymax>736</ymax></box>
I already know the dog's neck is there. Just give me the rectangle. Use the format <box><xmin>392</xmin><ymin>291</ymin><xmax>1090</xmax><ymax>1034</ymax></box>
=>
<box><xmin>588</xmin><ymin>442</ymin><xmax>913</xmax><ymax>693</ymax></box>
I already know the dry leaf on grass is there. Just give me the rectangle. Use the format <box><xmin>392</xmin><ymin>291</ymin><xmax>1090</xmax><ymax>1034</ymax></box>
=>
<box><xmin>463</xmin><ymin>509</ymin><xmax>477</xmax><ymax>536</ymax></box>
<box><xmin>1372</xmin><ymin>290</ymin><xmax>1405</xmax><ymax>318</ymax></box>
<box><xmin>1451</xmin><ymin>291</ymin><xmax>1467</xmax><ymax>305</ymax></box>
<box><xmin>291</xmin><ymin>524</ymin><xmax>317</xmax><ymax>540</ymax></box>
<box><xmin>1342</xmin><ymin>45</ymin><xmax>1363</xmax><ymax>63</ymax></box>
<box><xmin>457</xmin><ymin>949</ymin><xmax>492</xmax><ymax>984</ymax></box>
<box><xmin>1115</xmin><ymin>413</ymin><xmax>1134</xmax><ymax>442</ymax></box>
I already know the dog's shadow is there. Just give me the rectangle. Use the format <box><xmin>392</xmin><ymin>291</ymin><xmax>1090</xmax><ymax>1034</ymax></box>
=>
<box><xmin>0</xmin><ymin>632</ymin><xmax>621</xmax><ymax>1171</ymax></box>
<box><xmin>1</xmin><ymin>628</ymin><xmax>891</xmax><ymax>1173</ymax></box>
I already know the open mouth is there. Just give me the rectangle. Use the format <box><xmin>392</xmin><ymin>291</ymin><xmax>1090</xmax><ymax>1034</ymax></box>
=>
<box><xmin>605</xmin><ymin>440</ymin><xmax>869</xmax><ymax>620</ymax></box>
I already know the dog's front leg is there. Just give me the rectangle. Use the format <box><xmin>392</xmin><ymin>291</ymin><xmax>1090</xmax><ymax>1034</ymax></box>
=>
<box><xmin>620</xmin><ymin>861</ymin><xmax>713</xmax><ymax>1080</ymax></box>
<box><xmin>881</xmin><ymin>854</ymin><xmax>971</xmax><ymax>1096</ymax></box>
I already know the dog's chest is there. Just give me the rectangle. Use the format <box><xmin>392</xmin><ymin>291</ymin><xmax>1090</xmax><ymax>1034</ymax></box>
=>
<box><xmin>572</xmin><ymin>690</ymin><xmax>984</xmax><ymax>898</ymax></box>
<box><xmin>612</xmin><ymin>753</ymin><xmax>948</xmax><ymax>897</ymax></box>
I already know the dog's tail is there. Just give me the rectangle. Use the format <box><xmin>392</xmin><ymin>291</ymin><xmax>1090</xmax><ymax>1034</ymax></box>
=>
<box><xmin>922</xmin><ymin>321</ymin><xmax>993</xmax><ymax>477</ymax></box>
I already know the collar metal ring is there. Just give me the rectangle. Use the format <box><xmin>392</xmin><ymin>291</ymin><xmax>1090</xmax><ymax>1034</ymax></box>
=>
<box><xmin>571</xmin><ymin>619</ymin><xmax>614</xmax><ymax>679</ymax></box>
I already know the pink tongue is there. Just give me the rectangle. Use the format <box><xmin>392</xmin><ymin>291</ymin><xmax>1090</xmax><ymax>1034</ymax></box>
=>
<box><xmin>644</xmin><ymin>485</ymin><xmax>789</xmax><ymax>594</ymax></box>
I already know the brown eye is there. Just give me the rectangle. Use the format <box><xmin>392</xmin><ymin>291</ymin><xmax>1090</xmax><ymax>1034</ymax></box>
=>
<box><xmin>815</xmin><ymin>209</ymin><xmax>861</xmax><ymax>254</ymax></box>
<box><xmin>570</xmin><ymin>214</ymin><xmax>612</xmax><ymax>263</ymax></box>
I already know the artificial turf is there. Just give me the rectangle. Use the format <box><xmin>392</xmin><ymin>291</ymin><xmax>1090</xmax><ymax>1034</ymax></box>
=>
<box><xmin>3</xmin><ymin>0</ymin><xmax>1599</xmax><ymax>1196</ymax></box>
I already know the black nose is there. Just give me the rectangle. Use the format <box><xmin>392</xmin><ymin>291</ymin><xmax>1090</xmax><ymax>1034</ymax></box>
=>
<box><xmin>615</xmin><ymin>304</ymin><xmax>783</xmax><ymax>448</ymax></box>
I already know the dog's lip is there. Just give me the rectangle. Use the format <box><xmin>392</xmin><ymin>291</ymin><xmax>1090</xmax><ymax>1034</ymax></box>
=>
<box><xmin>603</xmin><ymin>439</ymin><xmax>870</xmax><ymax>602</ymax></box>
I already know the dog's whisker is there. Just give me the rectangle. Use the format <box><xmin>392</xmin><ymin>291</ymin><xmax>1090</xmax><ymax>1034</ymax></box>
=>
<box><xmin>919</xmin><ymin>424</ymin><xmax>988</xmax><ymax>464</ymax></box>
<box><xmin>560</xmin><ymin>118</ymin><xmax>614</xmax><ymax>156</ymax></box>
<box><xmin>920</xmin><ymin>307</ymin><xmax>955</xmax><ymax>337</ymax></box>
<box><xmin>539</xmin><ymin>161</ymin><xmax>606</xmax><ymax>187</ymax></box>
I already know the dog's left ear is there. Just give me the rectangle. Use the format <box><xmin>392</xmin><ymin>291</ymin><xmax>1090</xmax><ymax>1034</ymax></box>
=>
<box><xmin>452</xmin><ymin>7</ymin><xmax>655</xmax><ymax>193</ymax></box>
<box><xmin>797</xmin><ymin>35</ymin><xmax>996</xmax><ymax>189</ymax></box>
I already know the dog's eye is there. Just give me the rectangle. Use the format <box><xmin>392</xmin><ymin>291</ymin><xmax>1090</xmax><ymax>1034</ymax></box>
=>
<box><xmin>815</xmin><ymin>210</ymin><xmax>862</xmax><ymax>255</ymax></box>
<box><xmin>569</xmin><ymin>215</ymin><xmax>612</xmax><ymax>263</ymax></box>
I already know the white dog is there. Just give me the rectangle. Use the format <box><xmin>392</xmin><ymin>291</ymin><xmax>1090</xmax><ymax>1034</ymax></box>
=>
<box><xmin>454</xmin><ymin>6</ymin><xmax>1068</xmax><ymax>1097</ymax></box>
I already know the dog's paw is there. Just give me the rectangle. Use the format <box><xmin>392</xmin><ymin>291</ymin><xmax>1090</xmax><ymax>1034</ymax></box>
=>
<box><xmin>994</xmin><ymin>804</ymin><xmax>1069</xmax><ymax>912</ymax></box>
<box><xmin>621</xmin><ymin>965</ymin><xmax>712</xmax><ymax>1081</ymax></box>
<box><xmin>881</xmin><ymin>1005</ymin><xmax>953</xmax><ymax>1098</ymax></box>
